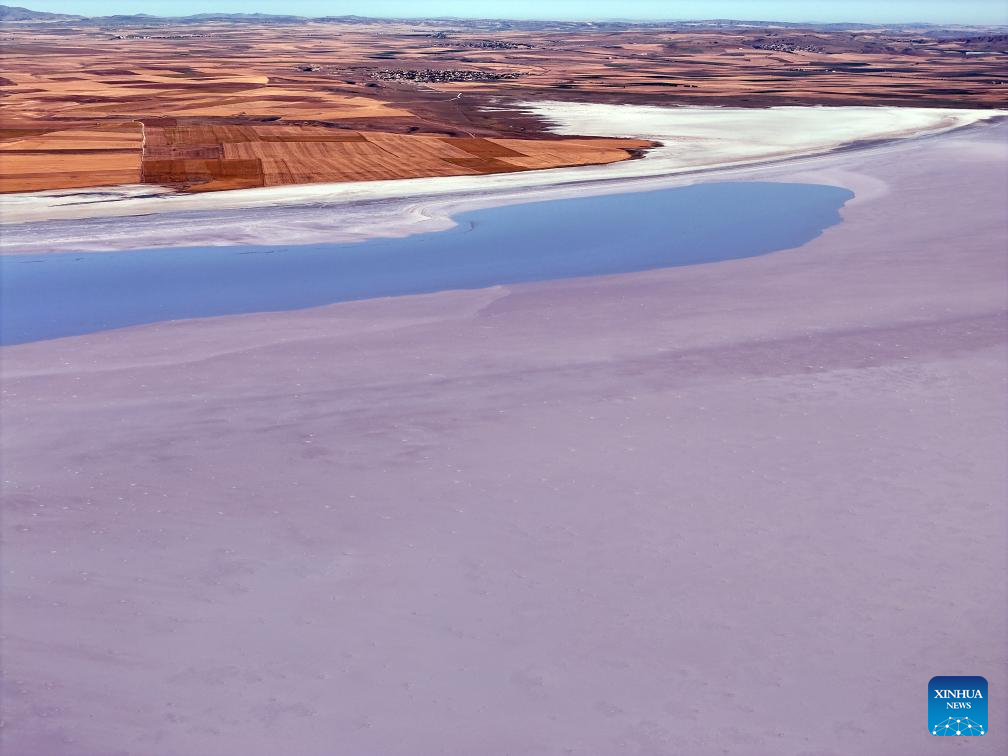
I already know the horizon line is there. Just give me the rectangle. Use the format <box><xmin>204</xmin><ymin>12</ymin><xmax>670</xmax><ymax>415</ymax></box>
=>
<box><xmin>5</xmin><ymin>7</ymin><xmax>1007</xmax><ymax>28</ymax></box>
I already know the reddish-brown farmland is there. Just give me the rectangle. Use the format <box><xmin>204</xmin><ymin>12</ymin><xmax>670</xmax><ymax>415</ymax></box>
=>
<box><xmin>1</xmin><ymin>18</ymin><xmax>1003</xmax><ymax>193</ymax></box>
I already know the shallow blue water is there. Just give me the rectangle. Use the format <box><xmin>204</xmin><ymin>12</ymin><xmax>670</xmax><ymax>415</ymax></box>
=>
<box><xmin>0</xmin><ymin>181</ymin><xmax>853</xmax><ymax>345</ymax></box>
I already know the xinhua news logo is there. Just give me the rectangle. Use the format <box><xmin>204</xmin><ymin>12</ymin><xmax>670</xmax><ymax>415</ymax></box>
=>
<box><xmin>929</xmin><ymin>676</ymin><xmax>987</xmax><ymax>737</ymax></box>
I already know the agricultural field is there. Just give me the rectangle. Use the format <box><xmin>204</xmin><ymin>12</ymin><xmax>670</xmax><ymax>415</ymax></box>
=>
<box><xmin>1</xmin><ymin>17</ymin><xmax>1004</xmax><ymax>193</ymax></box>
<box><xmin>139</xmin><ymin>124</ymin><xmax>648</xmax><ymax>192</ymax></box>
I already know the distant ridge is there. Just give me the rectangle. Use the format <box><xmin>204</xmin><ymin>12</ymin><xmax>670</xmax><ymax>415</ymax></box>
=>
<box><xmin>0</xmin><ymin>3</ymin><xmax>81</xmax><ymax>20</ymax></box>
<box><xmin>0</xmin><ymin>4</ymin><xmax>1005</xmax><ymax>36</ymax></box>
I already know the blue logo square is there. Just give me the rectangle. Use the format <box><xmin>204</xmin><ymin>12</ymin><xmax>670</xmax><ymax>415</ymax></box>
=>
<box><xmin>929</xmin><ymin>676</ymin><xmax>988</xmax><ymax>736</ymax></box>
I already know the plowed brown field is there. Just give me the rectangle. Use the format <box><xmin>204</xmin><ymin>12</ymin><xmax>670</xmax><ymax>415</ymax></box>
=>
<box><xmin>1</xmin><ymin>18</ymin><xmax>1002</xmax><ymax>193</ymax></box>
<box><xmin>138</xmin><ymin>124</ymin><xmax>648</xmax><ymax>191</ymax></box>
<box><xmin>0</xmin><ymin>122</ymin><xmax>142</xmax><ymax>192</ymax></box>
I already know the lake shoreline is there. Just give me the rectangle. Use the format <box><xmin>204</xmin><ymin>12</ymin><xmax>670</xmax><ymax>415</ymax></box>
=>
<box><xmin>2</xmin><ymin>114</ymin><xmax>1004</xmax><ymax>756</ymax></box>
<box><xmin>0</xmin><ymin>181</ymin><xmax>854</xmax><ymax>344</ymax></box>
<box><xmin>1</xmin><ymin>103</ymin><xmax>1002</xmax><ymax>255</ymax></box>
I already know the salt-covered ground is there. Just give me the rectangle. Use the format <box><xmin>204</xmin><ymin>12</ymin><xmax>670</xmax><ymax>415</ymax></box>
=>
<box><xmin>0</xmin><ymin>104</ymin><xmax>1001</xmax><ymax>252</ymax></box>
<box><xmin>1</xmin><ymin>116</ymin><xmax>1005</xmax><ymax>755</ymax></box>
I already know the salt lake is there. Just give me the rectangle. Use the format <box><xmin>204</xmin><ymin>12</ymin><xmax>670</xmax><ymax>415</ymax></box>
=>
<box><xmin>0</xmin><ymin>181</ymin><xmax>853</xmax><ymax>345</ymax></box>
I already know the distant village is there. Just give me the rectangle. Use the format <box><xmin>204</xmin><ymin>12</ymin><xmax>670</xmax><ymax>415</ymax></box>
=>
<box><xmin>111</xmin><ymin>33</ymin><xmax>217</xmax><ymax>40</ymax></box>
<box><xmin>421</xmin><ymin>31</ymin><xmax>532</xmax><ymax>49</ymax></box>
<box><xmin>370</xmin><ymin>68</ymin><xmax>525</xmax><ymax>83</ymax></box>
<box><xmin>751</xmin><ymin>41</ymin><xmax>826</xmax><ymax>53</ymax></box>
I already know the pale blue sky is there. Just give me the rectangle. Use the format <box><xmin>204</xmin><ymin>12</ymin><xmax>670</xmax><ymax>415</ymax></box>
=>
<box><xmin>25</xmin><ymin>1</ymin><xmax>1008</xmax><ymax>25</ymax></box>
